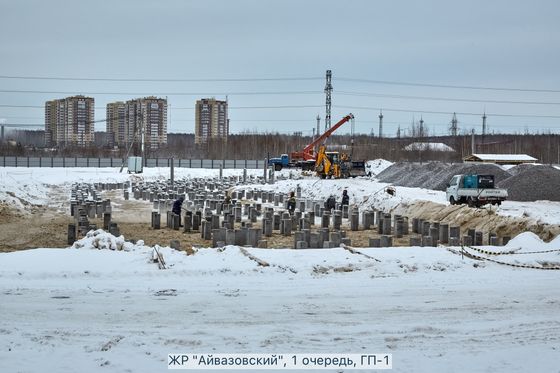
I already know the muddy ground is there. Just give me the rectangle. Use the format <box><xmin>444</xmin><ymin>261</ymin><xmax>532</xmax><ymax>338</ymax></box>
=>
<box><xmin>2</xmin><ymin>189</ymin><xmax>560</xmax><ymax>252</ymax></box>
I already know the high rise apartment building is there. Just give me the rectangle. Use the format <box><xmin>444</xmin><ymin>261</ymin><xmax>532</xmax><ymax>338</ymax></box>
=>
<box><xmin>44</xmin><ymin>95</ymin><xmax>95</xmax><ymax>147</ymax></box>
<box><xmin>195</xmin><ymin>98</ymin><xmax>228</xmax><ymax>144</ymax></box>
<box><xmin>106</xmin><ymin>97</ymin><xmax>167</xmax><ymax>149</ymax></box>
<box><xmin>106</xmin><ymin>101</ymin><xmax>126</xmax><ymax>148</ymax></box>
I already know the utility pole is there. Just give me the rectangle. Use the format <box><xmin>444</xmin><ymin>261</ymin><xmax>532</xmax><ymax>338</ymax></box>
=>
<box><xmin>378</xmin><ymin>110</ymin><xmax>383</xmax><ymax>138</ymax></box>
<box><xmin>419</xmin><ymin>116</ymin><xmax>424</xmax><ymax>138</ymax></box>
<box><xmin>0</xmin><ymin>125</ymin><xmax>4</xmax><ymax>142</ymax></box>
<box><xmin>450</xmin><ymin>112</ymin><xmax>458</xmax><ymax>136</ymax></box>
<box><xmin>397</xmin><ymin>125</ymin><xmax>401</xmax><ymax>139</ymax></box>
<box><xmin>471</xmin><ymin>129</ymin><xmax>475</xmax><ymax>155</ymax></box>
<box><xmin>316</xmin><ymin>115</ymin><xmax>320</xmax><ymax>137</ymax></box>
<box><xmin>324</xmin><ymin>70</ymin><xmax>332</xmax><ymax>131</ymax></box>
<box><xmin>482</xmin><ymin>112</ymin><xmax>487</xmax><ymax>147</ymax></box>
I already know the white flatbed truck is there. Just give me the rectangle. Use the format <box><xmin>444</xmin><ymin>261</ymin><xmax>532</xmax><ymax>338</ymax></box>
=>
<box><xmin>446</xmin><ymin>174</ymin><xmax>508</xmax><ymax>208</ymax></box>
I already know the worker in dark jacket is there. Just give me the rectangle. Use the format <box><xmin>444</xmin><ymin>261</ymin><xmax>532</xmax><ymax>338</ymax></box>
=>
<box><xmin>287</xmin><ymin>191</ymin><xmax>296</xmax><ymax>214</ymax></box>
<box><xmin>172</xmin><ymin>195</ymin><xmax>185</xmax><ymax>215</ymax></box>
<box><xmin>341</xmin><ymin>190</ymin><xmax>349</xmax><ymax>206</ymax></box>
<box><xmin>325</xmin><ymin>195</ymin><xmax>336</xmax><ymax>211</ymax></box>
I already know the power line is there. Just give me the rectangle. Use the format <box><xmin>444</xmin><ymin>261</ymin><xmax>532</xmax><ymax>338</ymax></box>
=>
<box><xmin>0</xmin><ymin>104</ymin><xmax>43</xmax><ymax>108</ymax></box>
<box><xmin>334</xmin><ymin>105</ymin><xmax>560</xmax><ymax>119</ymax></box>
<box><xmin>0</xmin><ymin>74</ymin><xmax>322</xmax><ymax>82</ymax></box>
<box><xmin>337</xmin><ymin>77</ymin><xmax>560</xmax><ymax>93</ymax></box>
<box><xmin>0</xmin><ymin>89</ymin><xmax>322</xmax><ymax>96</ymax></box>
<box><xmin>0</xmin><ymin>104</ymin><xmax>323</xmax><ymax>110</ymax></box>
<box><xmin>337</xmin><ymin>91</ymin><xmax>560</xmax><ymax>106</ymax></box>
<box><xmin>2</xmin><ymin>102</ymin><xmax>560</xmax><ymax>119</ymax></box>
<box><xmin>175</xmin><ymin>105</ymin><xmax>323</xmax><ymax>110</ymax></box>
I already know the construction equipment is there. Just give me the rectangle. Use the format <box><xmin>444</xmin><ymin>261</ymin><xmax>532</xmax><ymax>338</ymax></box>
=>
<box><xmin>314</xmin><ymin>145</ymin><xmax>366</xmax><ymax>179</ymax></box>
<box><xmin>315</xmin><ymin>145</ymin><xmax>341</xmax><ymax>178</ymax></box>
<box><xmin>268</xmin><ymin>114</ymin><xmax>355</xmax><ymax>171</ymax></box>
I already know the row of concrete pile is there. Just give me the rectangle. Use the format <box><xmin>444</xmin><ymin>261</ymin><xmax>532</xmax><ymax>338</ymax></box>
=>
<box><xmin>133</xmin><ymin>176</ymin><xmax>511</xmax><ymax>248</ymax></box>
<box><xmin>67</xmin><ymin>182</ymin><xmax>129</xmax><ymax>244</ymax></box>
<box><xmin>67</xmin><ymin>171</ymin><xmax>511</xmax><ymax>249</ymax></box>
<box><xmin>65</xmin><ymin>170</ymin><xmax>279</xmax><ymax>245</ymax></box>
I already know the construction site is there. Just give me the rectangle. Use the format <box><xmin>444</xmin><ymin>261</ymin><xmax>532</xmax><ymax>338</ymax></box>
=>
<box><xmin>2</xmin><ymin>67</ymin><xmax>560</xmax><ymax>373</ymax></box>
<box><xmin>2</xmin><ymin>1</ymin><xmax>560</xmax><ymax>372</ymax></box>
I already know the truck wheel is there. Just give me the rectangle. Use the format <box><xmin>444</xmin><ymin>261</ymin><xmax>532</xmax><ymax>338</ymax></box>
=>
<box><xmin>274</xmin><ymin>164</ymin><xmax>282</xmax><ymax>171</ymax></box>
<box><xmin>467</xmin><ymin>198</ymin><xmax>475</xmax><ymax>208</ymax></box>
<box><xmin>449</xmin><ymin>196</ymin><xmax>456</xmax><ymax>205</ymax></box>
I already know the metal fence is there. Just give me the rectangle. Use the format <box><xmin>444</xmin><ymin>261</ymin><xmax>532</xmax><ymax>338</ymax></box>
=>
<box><xmin>0</xmin><ymin>156</ymin><xmax>267</xmax><ymax>169</ymax></box>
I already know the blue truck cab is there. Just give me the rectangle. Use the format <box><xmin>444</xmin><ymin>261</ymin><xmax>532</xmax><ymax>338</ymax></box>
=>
<box><xmin>268</xmin><ymin>154</ymin><xmax>290</xmax><ymax>171</ymax></box>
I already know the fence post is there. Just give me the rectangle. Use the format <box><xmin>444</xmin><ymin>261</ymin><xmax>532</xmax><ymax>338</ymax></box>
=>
<box><xmin>75</xmin><ymin>156</ymin><xmax>77</xmax><ymax>167</ymax></box>
<box><xmin>39</xmin><ymin>157</ymin><xmax>42</xmax><ymax>167</ymax></box>
<box><xmin>87</xmin><ymin>158</ymin><xmax>89</xmax><ymax>167</ymax></box>
<box><xmin>179</xmin><ymin>159</ymin><xmax>181</xmax><ymax>167</ymax></box>
<box><xmin>51</xmin><ymin>157</ymin><xmax>54</xmax><ymax>168</ymax></box>
<box><xmin>200</xmin><ymin>159</ymin><xmax>203</xmax><ymax>168</ymax></box>
<box><xmin>245</xmin><ymin>159</ymin><xmax>248</xmax><ymax>168</ymax></box>
<box><xmin>110</xmin><ymin>158</ymin><xmax>113</xmax><ymax>167</ymax></box>
<box><xmin>63</xmin><ymin>157</ymin><xmax>65</xmax><ymax>167</ymax></box>
<box><xmin>98</xmin><ymin>157</ymin><xmax>100</xmax><ymax>167</ymax></box>
<box><xmin>27</xmin><ymin>156</ymin><xmax>30</xmax><ymax>168</ymax></box>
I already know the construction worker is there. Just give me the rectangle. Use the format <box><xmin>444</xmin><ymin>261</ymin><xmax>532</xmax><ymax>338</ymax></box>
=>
<box><xmin>172</xmin><ymin>195</ymin><xmax>185</xmax><ymax>227</ymax></box>
<box><xmin>224</xmin><ymin>191</ymin><xmax>232</xmax><ymax>205</ymax></box>
<box><xmin>341</xmin><ymin>189</ymin><xmax>349</xmax><ymax>206</ymax></box>
<box><xmin>172</xmin><ymin>195</ymin><xmax>184</xmax><ymax>215</ymax></box>
<box><xmin>325</xmin><ymin>195</ymin><xmax>336</xmax><ymax>211</ymax></box>
<box><xmin>287</xmin><ymin>191</ymin><xmax>296</xmax><ymax>214</ymax></box>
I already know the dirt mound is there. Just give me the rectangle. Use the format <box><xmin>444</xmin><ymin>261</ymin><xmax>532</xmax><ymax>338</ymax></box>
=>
<box><xmin>0</xmin><ymin>208</ymin><xmax>71</xmax><ymax>252</ymax></box>
<box><xmin>0</xmin><ymin>203</ymin><xmax>24</xmax><ymax>224</ymax></box>
<box><xmin>392</xmin><ymin>200</ymin><xmax>560</xmax><ymax>242</ymax></box>
<box><xmin>498</xmin><ymin>165</ymin><xmax>560</xmax><ymax>201</ymax></box>
<box><xmin>377</xmin><ymin>162</ymin><xmax>510</xmax><ymax>191</ymax></box>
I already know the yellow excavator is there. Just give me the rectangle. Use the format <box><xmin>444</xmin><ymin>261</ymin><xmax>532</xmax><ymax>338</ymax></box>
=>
<box><xmin>315</xmin><ymin>146</ymin><xmax>366</xmax><ymax>179</ymax></box>
<box><xmin>315</xmin><ymin>145</ymin><xmax>351</xmax><ymax>179</ymax></box>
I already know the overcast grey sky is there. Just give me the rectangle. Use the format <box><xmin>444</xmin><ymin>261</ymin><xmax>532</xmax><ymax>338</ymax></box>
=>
<box><xmin>1</xmin><ymin>0</ymin><xmax>559</xmax><ymax>136</ymax></box>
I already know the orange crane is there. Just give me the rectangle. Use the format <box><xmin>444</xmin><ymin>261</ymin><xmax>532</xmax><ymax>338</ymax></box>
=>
<box><xmin>268</xmin><ymin>114</ymin><xmax>354</xmax><ymax>171</ymax></box>
<box><xmin>290</xmin><ymin>113</ymin><xmax>354</xmax><ymax>161</ymax></box>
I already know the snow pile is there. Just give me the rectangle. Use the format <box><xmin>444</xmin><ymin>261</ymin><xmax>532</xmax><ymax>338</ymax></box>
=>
<box><xmin>505</xmin><ymin>231</ymin><xmax>548</xmax><ymax>250</ymax></box>
<box><xmin>72</xmin><ymin>229</ymin><xmax>145</xmax><ymax>251</ymax></box>
<box><xmin>365</xmin><ymin>159</ymin><xmax>393</xmax><ymax>176</ymax></box>
<box><xmin>404</xmin><ymin>142</ymin><xmax>455</xmax><ymax>152</ymax></box>
<box><xmin>470</xmin><ymin>232</ymin><xmax>560</xmax><ymax>268</ymax></box>
<box><xmin>0</xmin><ymin>169</ymin><xmax>51</xmax><ymax>209</ymax></box>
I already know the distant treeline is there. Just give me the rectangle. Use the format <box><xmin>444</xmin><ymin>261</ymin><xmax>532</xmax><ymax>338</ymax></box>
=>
<box><xmin>1</xmin><ymin>129</ymin><xmax>560</xmax><ymax>164</ymax></box>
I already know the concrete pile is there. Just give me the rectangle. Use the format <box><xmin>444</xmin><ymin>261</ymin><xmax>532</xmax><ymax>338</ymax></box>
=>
<box><xmin>67</xmin><ymin>182</ymin><xmax>129</xmax><ymax>244</ymax></box>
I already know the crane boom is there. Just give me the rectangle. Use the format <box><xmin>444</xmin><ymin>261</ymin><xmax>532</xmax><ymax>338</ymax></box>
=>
<box><xmin>291</xmin><ymin>113</ymin><xmax>354</xmax><ymax>161</ymax></box>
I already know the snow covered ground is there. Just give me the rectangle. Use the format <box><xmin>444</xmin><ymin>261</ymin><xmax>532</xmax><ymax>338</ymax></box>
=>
<box><xmin>1</xmin><ymin>231</ymin><xmax>559</xmax><ymax>373</ymax></box>
<box><xmin>1</xmin><ymin>164</ymin><xmax>560</xmax><ymax>372</ymax></box>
